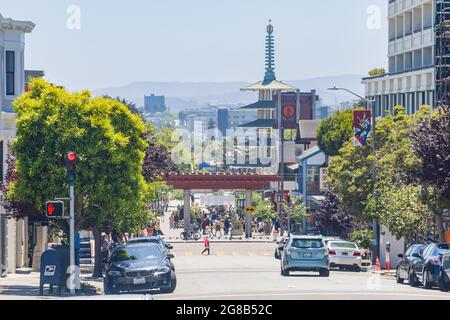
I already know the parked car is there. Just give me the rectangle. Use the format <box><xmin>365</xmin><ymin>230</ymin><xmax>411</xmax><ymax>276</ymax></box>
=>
<box><xmin>128</xmin><ymin>236</ymin><xmax>175</xmax><ymax>270</ymax></box>
<box><xmin>280</xmin><ymin>235</ymin><xmax>330</xmax><ymax>277</ymax></box>
<box><xmin>409</xmin><ymin>243</ymin><xmax>450</xmax><ymax>289</ymax></box>
<box><xmin>326</xmin><ymin>240</ymin><xmax>362</xmax><ymax>272</ymax></box>
<box><xmin>438</xmin><ymin>251</ymin><xmax>450</xmax><ymax>292</ymax></box>
<box><xmin>274</xmin><ymin>236</ymin><xmax>288</xmax><ymax>260</ymax></box>
<box><xmin>396</xmin><ymin>244</ymin><xmax>426</xmax><ymax>284</ymax></box>
<box><xmin>104</xmin><ymin>243</ymin><xmax>176</xmax><ymax>295</ymax></box>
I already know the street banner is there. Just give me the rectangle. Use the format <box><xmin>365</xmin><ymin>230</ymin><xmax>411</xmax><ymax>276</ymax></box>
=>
<box><xmin>353</xmin><ymin>110</ymin><xmax>372</xmax><ymax>147</ymax></box>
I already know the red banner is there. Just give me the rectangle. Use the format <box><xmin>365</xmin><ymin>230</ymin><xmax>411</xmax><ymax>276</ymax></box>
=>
<box><xmin>353</xmin><ymin>110</ymin><xmax>372</xmax><ymax>147</ymax></box>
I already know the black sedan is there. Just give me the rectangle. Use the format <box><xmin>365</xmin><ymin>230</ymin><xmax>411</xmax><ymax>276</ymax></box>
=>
<box><xmin>396</xmin><ymin>244</ymin><xmax>426</xmax><ymax>284</ymax></box>
<box><xmin>104</xmin><ymin>243</ymin><xmax>176</xmax><ymax>295</ymax></box>
<box><xmin>128</xmin><ymin>236</ymin><xmax>175</xmax><ymax>270</ymax></box>
<box><xmin>409</xmin><ymin>243</ymin><xmax>450</xmax><ymax>289</ymax></box>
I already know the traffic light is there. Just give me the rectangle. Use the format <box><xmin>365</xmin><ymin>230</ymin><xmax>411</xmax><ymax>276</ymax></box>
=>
<box><xmin>66</xmin><ymin>151</ymin><xmax>77</xmax><ymax>183</ymax></box>
<box><xmin>46</xmin><ymin>201</ymin><xmax>64</xmax><ymax>218</ymax></box>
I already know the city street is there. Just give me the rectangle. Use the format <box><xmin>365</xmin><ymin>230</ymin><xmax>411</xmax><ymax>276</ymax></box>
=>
<box><xmin>1</xmin><ymin>242</ymin><xmax>449</xmax><ymax>300</ymax></box>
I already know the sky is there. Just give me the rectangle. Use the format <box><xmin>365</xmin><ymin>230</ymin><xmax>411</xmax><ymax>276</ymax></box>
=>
<box><xmin>0</xmin><ymin>0</ymin><xmax>387</xmax><ymax>91</ymax></box>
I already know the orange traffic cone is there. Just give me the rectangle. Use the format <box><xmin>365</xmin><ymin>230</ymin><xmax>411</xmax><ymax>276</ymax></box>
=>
<box><xmin>375</xmin><ymin>256</ymin><xmax>381</xmax><ymax>271</ymax></box>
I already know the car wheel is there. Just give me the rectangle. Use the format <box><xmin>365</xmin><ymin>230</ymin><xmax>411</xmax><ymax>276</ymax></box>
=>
<box><xmin>353</xmin><ymin>266</ymin><xmax>361</xmax><ymax>273</ymax></box>
<box><xmin>396</xmin><ymin>267</ymin><xmax>404</xmax><ymax>284</ymax></box>
<box><xmin>160</xmin><ymin>271</ymin><xmax>177</xmax><ymax>294</ymax></box>
<box><xmin>170</xmin><ymin>261</ymin><xmax>176</xmax><ymax>272</ymax></box>
<box><xmin>319</xmin><ymin>269</ymin><xmax>330</xmax><ymax>277</ymax></box>
<box><xmin>281</xmin><ymin>268</ymin><xmax>290</xmax><ymax>277</ymax></box>
<box><xmin>409</xmin><ymin>268</ymin><xmax>419</xmax><ymax>287</ymax></box>
<box><xmin>438</xmin><ymin>269</ymin><xmax>449</xmax><ymax>292</ymax></box>
<box><xmin>423</xmin><ymin>269</ymin><xmax>432</xmax><ymax>289</ymax></box>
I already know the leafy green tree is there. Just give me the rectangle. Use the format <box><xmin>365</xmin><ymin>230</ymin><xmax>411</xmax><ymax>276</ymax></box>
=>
<box><xmin>410</xmin><ymin>105</ymin><xmax>450</xmax><ymax>241</ymax></box>
<box><xmin>367</xmin><ymin>184</ymin><xmax>432</xmax><ymax>240</ymax></box>
<box><xmin>317</xmin><ymin>109</ymin><xmax>353</xmax><ymax>156</ymax></box>
<box><xmin>12</xmin><ymin>79</ymin><xmax>150</xmax><ymax>277</ymax></box>
<box><xmin>350</xmin><ymin>229</ymin><xmax>373</xmax><ymax>249</ymax></box>
<box><xmin>254</xmin><ymin>200</ymin><xmax>277</xmax><ymax>221</ymax></box>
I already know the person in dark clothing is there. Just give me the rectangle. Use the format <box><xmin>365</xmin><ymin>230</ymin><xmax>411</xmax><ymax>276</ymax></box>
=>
<box><xmin>224</xmin><ymin>217</ymin><xmax>230</xmax><ymax>236</ymax></box>
<box><xmin>201</xmin><ymin>236</ymin><xmax>210</xmax><ymax>256</ymax></box>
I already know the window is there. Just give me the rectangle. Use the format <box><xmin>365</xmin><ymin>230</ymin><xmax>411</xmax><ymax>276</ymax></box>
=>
<box><xmin>291</xmin><ymin>239</ymin><xmax>324</xmax><ymax>249</ymax></box>
<box><xmin>6</xmin><ymin>51</ymin><xmax>15</xmax><ymax>95</ymax></box>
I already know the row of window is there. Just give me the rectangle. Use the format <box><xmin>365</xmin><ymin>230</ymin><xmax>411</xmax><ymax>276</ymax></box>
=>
<box><xmin>368</xmin><ymin>90</ymin><xmax>434</xmax><ymax>117</ymax></box>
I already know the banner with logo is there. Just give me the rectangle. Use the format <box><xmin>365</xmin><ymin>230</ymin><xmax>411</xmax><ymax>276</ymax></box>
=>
<box><xmin>354</xmin><ymin>110</ymin><xmax>372</xmax><ymax>147</ymax></box>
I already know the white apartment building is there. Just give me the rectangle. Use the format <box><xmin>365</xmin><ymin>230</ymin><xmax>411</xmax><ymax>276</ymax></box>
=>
<box><xmin>362</xmin><ymin>0</ymin><xmax>436</xmax><ymax>116</ymax></box>
<box><xmin>0</xmin><ymin>13</ymin><xmax>41</xmax><ymax>275</ymax></box>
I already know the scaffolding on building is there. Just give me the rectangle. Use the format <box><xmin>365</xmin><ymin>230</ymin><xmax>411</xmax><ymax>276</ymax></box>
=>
<box><xmin>435</xmin><ymin>0</ymin><xmax>450</xmax><ymax>106</ymax></box>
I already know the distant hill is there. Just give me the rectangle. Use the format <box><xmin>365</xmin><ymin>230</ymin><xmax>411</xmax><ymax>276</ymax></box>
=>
<box><xmin>92</xmin><ymin>75</ymin><xmax>365</xmax><ymax>112</ymax></box>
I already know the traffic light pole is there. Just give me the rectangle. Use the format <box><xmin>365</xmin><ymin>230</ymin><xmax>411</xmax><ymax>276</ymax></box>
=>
<box><xmin>69</xmin><ymin>183</ymin><xmax>76</xmax><ymax>295</ymax></box>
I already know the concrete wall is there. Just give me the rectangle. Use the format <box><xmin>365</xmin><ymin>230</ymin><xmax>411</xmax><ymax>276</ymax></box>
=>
<box><xmin>380</xmin><ymin>225</ymin><xmax>405</xmax><ymax>269</ymax></box>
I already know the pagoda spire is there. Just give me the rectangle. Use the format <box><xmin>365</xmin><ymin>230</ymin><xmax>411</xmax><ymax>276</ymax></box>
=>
<box><xmin>263</xmin><ymin>19</ymin><xmax>276</xmax><ymax>85</ymax></box>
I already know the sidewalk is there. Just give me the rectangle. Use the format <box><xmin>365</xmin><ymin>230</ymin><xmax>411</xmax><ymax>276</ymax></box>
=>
<box><xmin>0</xmin><ymin>264</ymin><xmax>103</xmax><ymax>299</ymax></box>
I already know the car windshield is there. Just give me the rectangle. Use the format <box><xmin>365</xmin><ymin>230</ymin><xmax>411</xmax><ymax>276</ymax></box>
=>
<box><xmin>111</xmin><ymin>245</ymin><xmax>162</xmax><ymax>262</ymax></box>
<box><xmin>437</xmin><ymin>244</ymin><xmax>450</xmax><ymax>250</ymax></box>
<box><xmin>291</xmin><ymin>239</ymin><xmax>324</xmax><ymax>249</ymax></box>
<box><xmin>329</xmin><ymin>242</ymin><xmax>357</xmax><ymax>249</ymax></box>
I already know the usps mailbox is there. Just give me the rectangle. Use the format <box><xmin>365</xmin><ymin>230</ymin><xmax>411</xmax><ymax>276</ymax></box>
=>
<box><xmin>39</xmin><ymin>246</ymin><xmax>70</xmax><ymax>296</ymax></box>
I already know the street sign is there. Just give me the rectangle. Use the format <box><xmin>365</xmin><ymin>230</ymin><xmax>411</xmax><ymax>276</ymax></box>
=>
<box><xmin>244</xmin><ymin>206</ymin><xmax>256</xmax><ymax>213</ymax></box>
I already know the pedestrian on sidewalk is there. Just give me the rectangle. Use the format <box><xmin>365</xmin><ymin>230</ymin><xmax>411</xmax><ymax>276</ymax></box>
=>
<box><xmin>169</xmin><ymin>212</ymin><xmax>174</xmax><ymax>229</ymax></box>
<box><xmin>201</xmin><ymin>236</ymin><xmax>210</xmax><ymax>256</ymax></box>
<box><xmin>214</xmin><ymin>219</ymin><xmax>222</xmax><ymax>237</ymax></box>
<box><xmin>174</xmin><ymin>212</ymin><xmax>179</xmax><ymax>229</ymax></box>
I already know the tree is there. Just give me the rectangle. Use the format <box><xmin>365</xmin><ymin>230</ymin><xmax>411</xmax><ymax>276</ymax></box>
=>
<box><xmin>410</xmin><ymin>105</ymin><xmax>450</xmax><ymax>241</ymax></box>
<box><xmin>317</xmin><ymin>109</ymin><xmax>353</xmax><ymax>156</ymax></box>
<box><xmin>350</xmin><ymin>229</ymin><xmax>373</xmax><ymax>249</ymax></box>
<box><xmin>12</xmin><ymin>79</ymin><xmax>150</xmax><ymax>277</ymax></box>
<box><xmin>315</xmin><ymin>190</ymin><xmax>355</xmax><ymax>237</ymax></box>
<box><xmin>254</xmin><ymin>200</ymin><xmax>277</xmax><ymax>221</ymax></box>
<box><xmin>326</xmin><ymin>140</ymin><xmax>373</xmax><ymax>219</ymax></box>
<box><xmin>368</xmin><ymin>68</ymin><xmax>386</xmax><ymax>77</ymax></box>
<box><xmin>102</xmin><ymin>95</ymin><xmax>142</xmax><ymax>116</ymax></box>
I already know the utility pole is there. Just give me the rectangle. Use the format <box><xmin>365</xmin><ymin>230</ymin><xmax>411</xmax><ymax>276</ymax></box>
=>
<box><xmin>276</xmin><ymin>89</ymin><xmax>284</xmax><ymax>234</ymax></box>
<box><xmin>328</xmin><ymin>87</ymin><xmax>380</xmax><ymax>265</ymax></box>
<box><xmin>66</xmin><ymin>151</ymin><xmax>79</xmax><ymax>295</ymax></box>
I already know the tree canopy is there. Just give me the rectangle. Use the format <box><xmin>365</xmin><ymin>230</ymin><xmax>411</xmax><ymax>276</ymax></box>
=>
<box><xmin>317</xmin><ymin>109</ymin><xmax>353</xmax><ymax>156</ymax></box>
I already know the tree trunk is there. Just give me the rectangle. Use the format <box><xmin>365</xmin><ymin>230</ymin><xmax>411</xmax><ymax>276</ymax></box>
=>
<box><xmin>436</xmin><ymin>214</ymin><xmax>446</xmax><ymax>242</ymax></box>
<box><xmin>92</xmin><ymin>226</ymin><xmax>103</xmax><ymax>278</ymax></box>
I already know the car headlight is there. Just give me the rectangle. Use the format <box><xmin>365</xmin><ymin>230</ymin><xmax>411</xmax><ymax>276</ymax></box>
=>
<box><xmin>108</xmin><ymin>270</ymin><xmax>122</xmax><ymax>277</ymax></box>
<box><xmin>155</xmin><ymin>266</ymin><xmax>171</xmax><ymax>275</ymax></box>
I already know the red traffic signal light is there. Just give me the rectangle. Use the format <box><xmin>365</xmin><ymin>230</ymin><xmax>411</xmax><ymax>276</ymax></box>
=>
<box><xmin>66</xmin><ymin>151</ymin><xmax>77</xmax><ymax>183</ymax></box>
<box><xmin>46</xmin><ymin>201</ymin><xmax>64</xmax><ymax>218</ymax></box>
<box><xmin>67</xmin><ymin>152</ymin><xmax>76</xmax><ymax>162</ymax></box>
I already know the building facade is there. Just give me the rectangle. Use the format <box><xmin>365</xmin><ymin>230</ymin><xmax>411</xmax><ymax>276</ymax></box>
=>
<box><xmin>0</xmin><ymin>13</ymin><xmax>38</xmax><ymax>275</ymax></box>
<box><xmin>144</xmin><ymin>94</ymin><xmax>166</xmax><ymax>113</ymax></box>
<box><xmin>362</xmin><ymin>0</ymin><xmax>436</xmax><ymax>115</ymax></box>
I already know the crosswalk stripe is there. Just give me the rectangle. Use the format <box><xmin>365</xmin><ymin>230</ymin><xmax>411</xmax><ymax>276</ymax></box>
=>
<box><xmin>248</xmin><ymin>252</ymin><xmax>257</xmax><ymax>257</ymax></box>
<box><xmin>185</xmin><ymin>252</ymin><xmax>193</xmax><ymax>256</ymax></box>
<box><xmin>216</xmin><ymin>252</ymin><xmax>225</xmax><ymax>257</ymax></box>
<box><xmin>232</xmin><ymin>252</ymin><xmax>240</xmax><ymax>257</ymax></box>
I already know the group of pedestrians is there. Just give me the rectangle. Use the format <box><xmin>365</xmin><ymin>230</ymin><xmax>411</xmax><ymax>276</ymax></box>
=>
<box><xmin>196</xmin><ymin>212</ymin><xmax>231</xmax><ymax>238</ymax></box>
<box><xmin>169</xmin><ymin>211</ymin><xmax>180</xmax><ymax>229</ymax></box>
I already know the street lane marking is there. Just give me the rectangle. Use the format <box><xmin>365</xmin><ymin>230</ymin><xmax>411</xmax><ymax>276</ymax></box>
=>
<box><xmin>248</xmin><ymin>252</ymin><xmax>257</xmax><ymax>257</ymax></box>
<box><xmin>232</xmin><ymin>252</ymin><xmax>240</xmax><ymax>257</ymax></box>
<box><xmin>185</xmin><ymin>252</ymin><xmax>193</xmax><ymax>256</ymax></box>
<box><xmin>263</xmin><ymin>252</ymin><xmax>272</xmax><ymax>256</ymax></box>
<box><xmin>216</xmin><ymin>252</ymin><xmax>225</xmax><ymax>257</ymax></box>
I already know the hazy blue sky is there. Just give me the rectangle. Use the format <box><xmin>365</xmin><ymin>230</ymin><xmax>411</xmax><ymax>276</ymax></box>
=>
<box><xmin>1</xmin><ymin>0</ymin><xmax>387</xmax><ymax>91</ymax></box>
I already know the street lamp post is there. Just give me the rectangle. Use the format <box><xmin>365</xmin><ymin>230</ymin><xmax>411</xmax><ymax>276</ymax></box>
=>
<box><xmin>328</xmin><ymin>87</ymin><xmax>380</xmax><ymax>265</ymax></box>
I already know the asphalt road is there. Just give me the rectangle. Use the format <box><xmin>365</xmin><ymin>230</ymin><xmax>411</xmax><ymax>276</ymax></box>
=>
<box><xmin>79</xmin><ymin>242</ymin><xmax>450</xmax><ymax>300</ymax></box>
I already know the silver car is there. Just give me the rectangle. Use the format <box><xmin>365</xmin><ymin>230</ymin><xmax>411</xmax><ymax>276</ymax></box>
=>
<box><xmin>327</xmin><ymin>240</ymin><xmax>362</xmax><ymax>272</ymax></box>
